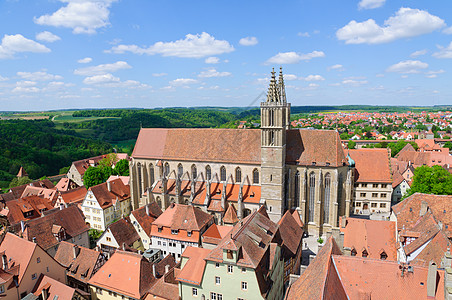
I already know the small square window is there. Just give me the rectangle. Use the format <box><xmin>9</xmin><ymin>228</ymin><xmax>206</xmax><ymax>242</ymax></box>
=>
<box><xmin>371</xmin><ymin>203</ymin><xmax>377</xmax><ymax>208</ymax></box>
<box><xmin>241</xmin><ymin>268</ymin><xmax>246</xmax><ymax>273</ymax></box>
<box><xmin>215</xmin><ymin>263</ymin><xmax>220</xmax><ymax>268</ymax></box>
<box><xmin>241</xmin><ymin>281</ymin><xmax>247</xmax><ymax>290</ymax></box>
<box><xmin>31</xmin><ymin>273</ymin><xmax>37</xmax><ymax>280</ymax></box>
<box><xmin>37</xmin><ymin>257</ymin><xmax>41</xmax><ymax>263</ymax></box>
<box><xmin>192</xmin><ymin>288</ymin><xmax>198</xmax><ymax>296</ymax></box>
<box><xmin>355</xmin><ymin>202</ymin><xmax>361</xmax><ymax>207</ymax></box>
<box><xmin>187</xmin><ymin>231</ymin><xmax>192</xmax><ymax>237</ymax></box>
<box><xmin>215</xmin><ymin>276</ymin><xmax>221</xmax><ymax>285</ymax></box>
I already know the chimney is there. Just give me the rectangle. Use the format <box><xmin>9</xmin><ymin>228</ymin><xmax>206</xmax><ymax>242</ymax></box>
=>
<box><xmin>152</xmin><ymin>264</ymin><xmax>156</xmax><ymax>277</ymax></box>
<box><xmin>41</xmin><ymin>287</ymin><xmax>48</xmax><ymax>300</ymax></box>
<box><xmin>420</xmin><ymin>201</ymin><xmax>428</xmax><ymax>217</ymax></box>
<box><xmin>341</xmin><ymin>216</ymin><xmax>347</xmax><ymax>228</ymax></box>
<box><xmin>145</xmin><ymin>204</ymin><xmax>150</xmax><ymax>217</ymax></box>
<box><xmin>122</xmin><ymin>243</ymin><xmax>126</xmax><ymax>251</ymax></box>
<box><xmin>2</xmin><ymin>254</ymin><xmax>7</xmax><ymax>270</ymax></box>
<box><xmin>107</xmin><ymin>181</ymin><xmax>111</xmax><ymax>192</ymax></box>
<box><xmin>427</xmin><ymin>261</ymin><xmax>438</xmax><ymax>298</ymax></box>
<box><xmin>32</xmin><ymin>237</ymin><xmax>37</xmax><ymax>243</ymax></box>
<box><xmin>72</xmin><ymin>245</ymin><xmax>79</xmax><ymax>259</ymax></box>
<box><xmin>165</xmin><ymin>264</ymin><xmax>170</xmax><ymax>274</ymax></box>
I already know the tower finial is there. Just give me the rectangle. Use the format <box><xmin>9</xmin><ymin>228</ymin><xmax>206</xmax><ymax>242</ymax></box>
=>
<box><xmin>278</xmin><ymin>66</ymin><xmax>286</xmax><ymax>103</ymax></box>
<box><xmin>266</xmin><ymin>68</ymin><xmax>279</xmax><ymax>102</ymax></box>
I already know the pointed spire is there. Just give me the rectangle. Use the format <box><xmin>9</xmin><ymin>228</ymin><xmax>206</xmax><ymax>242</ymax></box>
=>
<box><xmin>278</xmin><ymin>66</ymin><xmax>286</xmax><ymax>103</ymax></box>
<box><xmin>266</xmin><ymin>68</ymin><xmax>279</xmax><ymax>102</ymax></box>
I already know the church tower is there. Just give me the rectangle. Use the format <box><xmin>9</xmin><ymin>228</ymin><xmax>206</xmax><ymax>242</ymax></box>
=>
<box><xmin>260</xmin><ymin>67</ymin><xmax>291</xmax><ymax>222</ymax></box>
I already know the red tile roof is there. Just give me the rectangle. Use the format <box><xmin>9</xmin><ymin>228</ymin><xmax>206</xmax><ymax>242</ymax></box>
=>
<box><xmin>176</xmin><ymin>246</ymin><xmax>211</xmax><ymax>286</ymax></box>
<box><xmin>105</xmin><ymin>218</ymin><xmax>141</xmax><ymax>248</ymax></box>
<box><xmin>349</xmin><ymin>148</ymin><xmax>392</xmax><ymax>183</ymax></box>
<box><xmin>340</xmin><ymin>217</ymin><xmax>397</xmax><ymax>261</ymax></box>
<box><xmin>152</xmin><ymin>203</ymin><xmax>213</xmax><ymax>232</ymax></box>
<box><xmin>222</xmin><ymin>204</ymin><xmax>238</xmax><ymax>224</ymax></box>
<box><xmin>131</xmin><ymin>201</ymin><xmax>162</xmax><ymax>237</ymax></box>
<box><xmin>89</xmin><ymin>178</ymin><xmax>130</xmax><ymax>209</ymax></box>
<box><xmin>277</xmin><ymin>211</ymin><xmax>304</xmax><ymax>256</ymax></box>
<box><xmin>32</xmin><ymin>274</ymin><xmax>76</xmax><ymax>300</ymax></box>
<box><xmin>202</xmin><ymin>224</ymin><xmax>232</xmax><ymax>246</ymax></box>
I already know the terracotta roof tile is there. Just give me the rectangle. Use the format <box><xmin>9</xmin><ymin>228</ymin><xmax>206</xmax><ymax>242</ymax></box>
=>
<box><xmin>349</xmin><ymin>149</ymin><xmax>392</xmax><ymax>183</ymax></box>
<box><xmin>176</xmin><ymin>246</ymin><xmax>211</xmax><ymax>286</ymax></box>
<box><xmin>131</xmin><ymin>201</ymin><xmax>162</xmax><ymax>237</ymax></box>
<box><xmin>32</xmin><ymin>274</ymin><xmax>75</xmax><ymax>300</ymax></box>
<box><xmin>106</xmin><ymin>218</ymin><xmax>141</xmax><ymax>248</ymax></box>
<box><xmin>89</xmin><ymin>178</ymin><xmax>129</xmax><ymax>209</ymax></box>
<box><xmin>222</xmin><ymin>204</ymin><xmax>238</xmax><ymax>224</ymax></box>
<box><xmin>152</xmin><ymin>203</ymin><xmax>213</xmax><ymax>232</ymax></box>
<box><xmin>277</xmin><ymin>211</ymin><xmax>304</xmax><ymax>256</ymax></box>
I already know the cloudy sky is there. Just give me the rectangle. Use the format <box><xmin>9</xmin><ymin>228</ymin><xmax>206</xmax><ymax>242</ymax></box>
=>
<box><xmin>1</xmin><ymin>0</ymin><xmax>452</xmax><ymax>111</ymax></box>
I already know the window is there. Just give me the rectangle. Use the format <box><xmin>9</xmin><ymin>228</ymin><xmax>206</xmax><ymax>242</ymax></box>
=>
<box><xmin>228</xmin><ymin>265</ymin><xmax>233</xmax><ymax>273</ymax></box>
<box><xmin>171</xmin><ymin>229</ymin><xmax>179</xmax><ymax>235</ymax></box>
<box><xmin>106</xmin><ymin>237</ymin><xmax>111</xmax><ymax>242</ymax></box>
<box><xmin>241</xmin><ymin>281</ymin><xmax>248</xmax><ymax>290</ymax></box>
<box><xmin>149</xmin><ymin>164</ymin><xmax>155</xmax><ymax>185</ymax></box>
<box><xmin>220</xmin><ymin>166</ymin><xmax>226</xmax><ymax>182</ymax></box>
<box><xmin>308</xmin><ymin>172</ymin><xmax>315</xmax><ymax>222</ymax></box>
<box><xmin>191</xmin><ymin>165</ymin><xmax>197</xmax><ymax>180</ymax></box>
<box><xmin>355</xmin><ymin>202</ymin><xmax>361</xmax><ymax>207</ymax></box>
<box><xmin>206</xmin><ymin>165</ymin><xmax>211</xmax><ymax>180</ymax></box>
<box><xmin>323</xmin><ymin>173</ymin><xmax>331</xmax><ymax>224</ymax></box>
<box><xmin>46</xmin><ymin>267</ymin><xmax>49</xmax><ymax>272</ymax></box>
<box><xmin>351</xmin><ymin>249</ymin><xmax>357</xmax><ymax>256</ymax></box>
<box><xmin>253</xmin><ymin>169</ymin><xmax>259</xmax><ymax>184</ymax></box>
<box><xmin>380</xmin><ymin>203</ymin><xmax>386</xmax><ymax>208</ymax></box>
<box><xmin>380</xmin><ymin>251</ymin><xmax>388</xmax><ymax>260</ymax></box>
<box><xmin>178</xmin><ymin>164</ymin><xmax>183</xmax><ymax>178</ymax></box>
<box><xmin>227</xmin><ymin>250</ymin><xmax>233</xmax><ymax>259</ymax></box>
<box><xmin>211</xmin><ymin>292</ymin><xmax>222</xmax><ymax>300</ymax></box>
<box><xmin>215</xmin><ymin>263</ymin><xmax>220</xmax><ymax>268</ymax></box>
<box><xmin>0</xmin><ymin>285</ymin><xmax>4</xmax><ymax>294</ymax></box>
<box><xmin>192</xmin><ymin>288</ymin><xmax>198</xmax><ymax>296</ymax></box>
<box><xmin>157</xmin><ymin>241</ymin><xmax>161</xmax><ymax>246</ymax></box>
<box><xmin>37</xmin><ymin>257</ymin><xmax>41</xmax><ymax>263</ymax></box>
<box><xmin>31</xmin><ymin>273</ymin><xmax>37</xmax><ymax>280</ymax></box>
<box><xmin>235</xmin><ymin>167</ymin><xmax>241</xmax><ymax>183</ymax></box>
<box><xmin>294</xmin><ymin>171</ymin><xmax>300</xmax><ymax>207</ymax></box>
<box><xmin>187</xmin><ymin>231</ymin><xmax>192</xmax><ymax>237</ymax></box>
<box><xmin>158</xmin><ymin>227</ymin><xmax>162</xmax><ymax>233</ymax></box>
<box><xmin>371</xmin><ymin>203</ymin><xmax>377</xmax><ymax>208</ymax></box>
<box><xmin>163</xmin><ymin>242</ymin><xmax>166</xmax><ymax>246</ymax></box>
<box><xmin>360</xmin><ymin>193</ymin><xmax>366</xmax><ymax>197</ymax></box>
<box><xmin>362</xmin><ymin>250</ymin><xmax>368</xmax><ymax>258</ymax></box>
<box><xmin>382</xmin><ymin>184</ymin><xmax>387</xmax><ymax>188</ymax></box>
<box><xmin>215</xmin><ymin>276</ymin><xmax>221</xmax><ymax>285</ymax></box>
<box><xmin>137</xmin><ymin>163</ymin><xmax>143</xmax><ymax>196</ymax></box>
<box><xmin>164</xmin><ymin>163</ymin><xmax>170</xmax><ymax>177</ymax></box>
<box><xmin>361</xmin><ymin>184</ymin><xmax>367</xmax><ymax>187</ymax></box>
<box><xmin>373</xmin><ymin>184</ymin><xmax>378</xmax><ymax>188</ymax></box>
<box><xmin>241</xmin><ymin>268</ymin><xmax>246</xmax><ymax>273</ymax></box>
<box><xmin>96</xmin><ymin>288</ymin><xmax>103</xmax><ymax>295</ymax></box>
<box><xmin>381</xmin><ymin>193</ymin><xmax>387</xmax><ymax>198</ymax></box>
<box><xmin>372</xmin><ymin>193</ymin><xmax>378</xmax><ymax>198</ymax></box>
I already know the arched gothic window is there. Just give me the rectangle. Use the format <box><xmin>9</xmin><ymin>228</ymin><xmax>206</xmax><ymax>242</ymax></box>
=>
<box><xmin>149</xmin><ymin>164</ymin><xmax>154</xmax><ymax>186</ymax></box>
<box><xmin>235</xmin><ymin>167</ymin><xmax>241</xmax><ymax>183</ymax></box>
<box><xmin>253</xmin><ymin>169</ymin><xmax>259</xmax><ymax>184</ymax></box>
<box><xmin>164</xmin><ymin>163</ymin><xmax>170</xmax><ymax>177</ymax></box>
<box><xmin>191</xmin><ymin>165</ymin><xmax>197</xmax><ymax>180</ymax></box>
<box><xmin>206</xmin><ymin>165</ymin><xmax>211</xmax><ymax>180</ymax></box>
<box><xmin>294</xmin><ymin>171</ymin><xmax>300</xmax><ymax>207</ymax></box>
<box><xmin>337</xmin><ymin>174</ymin><xmax>343</xmax><ymax>226</ymax></box>
<box><xmin>177</xmin><ymin>164</ymin><xmax>183</xmax><ymax>178</ymax></box>
<box><xmin>137</xmin><ymin>163</ymin><xmax>143</xmax><ymax>196</ymax></box>
<box><xmin>308</xmin><ymin>172</ymin><xmax>315</xmax><ymax>222</ymax></box>
<box><xmin>324</xmin><ymin>173</ymin><xmax>331</xmax><ymax>224</ymax></box>
<box><xmin>220</xmin><ymin>166</ymin><xmax>226</xmax><ymax>182</ymax></box>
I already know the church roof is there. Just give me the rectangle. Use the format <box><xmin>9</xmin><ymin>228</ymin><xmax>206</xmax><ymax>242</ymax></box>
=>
<box><xmin>133</xmin><ymin>128</ymin><xmax>347</xmax><ymax>167</ymax></box>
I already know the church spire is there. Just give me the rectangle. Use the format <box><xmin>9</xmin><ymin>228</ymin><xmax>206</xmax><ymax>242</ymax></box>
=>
<box><xmin>266</xmin><ymin>68</ymin><xmax>279</xmax><ymax>102</ymax></box>
<box><xmin>278</xmin><ymin>66</ymin><xmax>286</xmax><ymax>103</ymax></box>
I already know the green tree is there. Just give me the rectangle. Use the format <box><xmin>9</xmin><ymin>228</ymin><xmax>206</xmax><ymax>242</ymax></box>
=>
<box><xmin>113</xmin><ymin>159</ymin><xmax>130</xmax><ymax>176</ymax></box>
<box><xmin>9</xmin><ymin>176</ymin><xmax>33</xmax><ymax>188</ymax></box>
<box><xmin>444</xmin><ymin>141</ymin><xmax>452</xmax><ymax>149</ymax></box>
<box><xmin>83</xmin><ymin>166</ymin><xmax>106</xmax><ymax>188</ymax></box>
<box><xmin>59</xmin><ymin>166</ymin><xmax>70</xmax><ymax>174</ymax></box>
<box><xmin>404</xmin><ymin>165</ymin><xmax>452</xmax><ymax>199</ymax></box>
<box><xmin>347</xmin><ymin>141</ymin><xmax>356</xmax><ymax>149</ymax></box>
<box><xmin>340</xmin><ymin>132</ymin><xmax>350</xmax><ymax>140</ymax></box>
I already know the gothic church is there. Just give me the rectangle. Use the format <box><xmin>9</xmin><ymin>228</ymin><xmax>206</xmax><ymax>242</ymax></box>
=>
<box><xmin>130</xmin><ymin>68</ymin><xmax>353</xmax><ymax>235</ymax></box>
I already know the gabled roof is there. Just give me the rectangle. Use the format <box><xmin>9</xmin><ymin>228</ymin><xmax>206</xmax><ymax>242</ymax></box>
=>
<box><xmin>223</xmin><ymin>204</ymin><xmax>238</xmax><ymax>224</ymax></box>
<box><xmin>146</xmin><ymin>265</ymin><xmax>180</xmax><ymax>300</ymax></box>
<box><xmin>349</xmin><ymin>148</ymin><xmax>392</xmax><ymax>183</ymax></box>
<box><xmin>6</xmin><ymin>195</ymin><xmax>54</xmax><ymax>225</ymax></box>
<box><xmin>106</xmin><ymin>218</ymin><xmax>140</xmax><ymax>248</ymax></box>
<box><xmin>340</xmin><ymin>217</ymin><xmax>397</xmax><ymax>261</ymax></box>
<box><xmin>58</xmin><ymin>187</ymin><xmax>87</xmax><ymax>204</ymax></box>
<box><xmin>54</xmin><ymin>178</ymin><xmax>79</xmax><ymax>192</ymax></box>
<box><xmin>17</xmin><ymin>167</ymin><xmax>28</xmax><ymax>178</ymax></box>
<box><xmin>89</xmin><ymin>178</ymin><xmax>130</xmax><ymax>209</ymax></box>
<box><xmin>54</xmin><ymin>241</ymin><xmax>104</xmax><ymax>283</ymax></box>
<box><xmin>277</xmin><ymin>211</ymin><xmax>304</xmax><ymax>256</ymax></box>
<box><xmin>23</xmin><ymin>205</ymin><xmax>89</xmax><ymax>250</ymax></box>
<box><xmin>32</xmin><ymin>274</ymin><xmax>76</xmax><ymax>300</ymax></box>
<box><xmin>152</xmin><ymin>203</ymin><xmax>213</xmax><ymax>232</ymax></box>
<box><xmin>21</xmin><ymin>186</ymin><xmax>58</xmax><ymax>203</ymax></box>
<box><xmin>176</xmin><ymin>246</ymin><xmax>211</xmax><ymax>286</ymax></box>
<box><xmin>202</xmin><ymin>224</ymin><xmax>232</xmax><ymax>246</ymax></box>
<box><xmin>133</xmin><ymin>128</ymin><xmax>347</xmax><ymax>167</ymax></box>
<box><xmin>88</xmin><ymin>250</ymin><xmax>156</xmax><ymax>299</ymax></box>
<box><xmin>131</xmin><ymin>201</ymin><xmax>162</xmax><ymax>236</ymax></box>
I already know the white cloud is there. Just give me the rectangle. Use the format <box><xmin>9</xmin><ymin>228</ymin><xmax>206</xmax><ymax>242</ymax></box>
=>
<box><xmin>358</xmin><ymin>0</ymin><xmax>385</xmax><ymax>10</ymax></box>
<box><xmin>410</xmin><ymin>49</ymin><xmax>427</xmax><ymax>57</ymax></box>
<box><xmin>36</xmin><ymin>31</ymin><xmax>61</xmax><ymax>43</ymax></box>
<box><xmin>108</xmin><ymin>32</ymin><xmax>234</xmax><ymax>58</ymax></box>
<box><xmin>266</xmin><ymin>51</ymin><xmax>325</xmax><ymax>64</ymax></box>
<box><xmin>34</xmin><ymin>0</ymin><xmax>117</xmax><ymax>34</ymax></box>
<box><xmin>83</xmin><ymin>73</ymin><xmax>120</xmax><ymax>85</ymax></box>
<box><xmin>443</xmin><ymin>27</ymin><xmax>452</xmax><ymax>34</ymax></box>
<box><xmin>78</xmin><ymin>57</ymin><xmax>92</xmax><ymax>63</ymax></box>
<box><xmin>337</xmin><ymin>7</ymin><xmax>445</xmax><ymax>44</ymax></box>
<box><xmin>74</xmin><ymin>61</ymin><xmax>131</xmax><ymax>76</ymax></box>
<box><xmin>386</xmin><ymin>60</ymin><xmax>428</xmax><ymax>73</ymax></box>
<box><xmin>12</xmin><ymin>86</ymin><xmax>40</xmax><ymax>93</ymax></box>
<box><xmin>284</xmin><ymin>74</ymin><xmax>297</xmax><ymax>81</ymax></box>
<box><xmin>239</xmin><ymin>36</ymin><xmax>258</xmax><ymax>46</ymax></box>
<box><xmin>0</xmin><ymin>75</ymin><xmax>8</xmax><ymax>81</ymax></box>
<box><xmin>433</xmin><ymin>42</ymin><xmax>452</xmax><ymax>59</ymax></box>
<box><xmin>0</xmin><ymin>34</ymin><xmax>50</xmax><ymax>59</ymax></box>
<box><xmin>152</xmin><ymin>73</ymin><xmax>167</xmax><ymax>77</ymax></box>
<box><xmin>198</xmin><ymin>68</ymin><xmax>231</xmax><ymax>78</ymax></box>
<box><xmin>169</xmin><ymin>78</ymin><xmax>198</xmax><ymax>86</ymax></box>
<box><xmin>328</xmin><ymin>64</ymin><xmax>344</xmax><ymax>71</ymax></box>
<box><xmin>17</xmin><ymin>71</ymin><xmax>63</xmax><ymax>81</ymax></box>
<box><xmin>342</xmin><ymin>79</ymin><xmax>368</xmax><ymax>86</ymax></box>
<box><xmin>297</xmin><ymin>32</ymin><xmax>310</xmax><ymax>37</ymax></box>
<box><xmin>205</xmin><ymin>57</ymin><xmax>220</xmax><ymax>64</ymax></box>
<box><xmin>300</xmin><ymin>75</ymin><xmax>325</xmax><ymax>81</ymax></box>
<box><xmin>425</xmin><ymin>69</ymin><xmax>445</xmax><ymax>78</ymax></box>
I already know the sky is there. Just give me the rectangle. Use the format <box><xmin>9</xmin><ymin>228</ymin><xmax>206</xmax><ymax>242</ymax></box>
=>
<box><xmin>1</xmin><ymin>0</ymin><xmax>452</xmax><ymax>111</ymax></box>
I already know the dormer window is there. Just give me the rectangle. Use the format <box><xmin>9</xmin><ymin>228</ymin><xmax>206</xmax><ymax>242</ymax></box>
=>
<box><xmin>362</xmin><ymin>249</ymin><xmax>368</xmax><ymax>258</ymax></box>
<box><xmin>380</xmin><ymin>251</ymin><xmax>387</xmax><ymax>260</ymax></box>
<box><xmin>187</xmin><ymin>231</ymin><xmax>192</xmax><ymax>237</ymax></box>
<box><xmin>351</xmin><ymin>249</ymin><xmax>357</xmax><ymax>256</ymax></box>
<box><xmin>312</xmin><ymin>162</ymin><xmax>316</xmax><ymax>166</ymax></box>
<box><xmin>171</xmin><ymin>229</ymin><xmax>179</xmax><ymax>235</ymax></box>
<box><xmin>158</xmin><ymin>227</ymin><xmax>163</xmax><ymax>233</ymax></box>
<box><xmin>227</xmin><ymin>250</ymin><xmax>233</xmax><ymax>259</ymax></box>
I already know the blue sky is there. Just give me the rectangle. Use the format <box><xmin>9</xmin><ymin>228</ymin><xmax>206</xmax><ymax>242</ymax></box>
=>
<box><xmin>1</xmin><ymin>0</ymin><xmax>452</xmax><ymax>111</ymax></box>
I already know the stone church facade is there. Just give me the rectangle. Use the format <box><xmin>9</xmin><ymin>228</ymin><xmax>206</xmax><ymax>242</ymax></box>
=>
<box><xmin>129</xmin><ymin>68</ymin><xmax>354</xmax><ymax>236</ymax></box>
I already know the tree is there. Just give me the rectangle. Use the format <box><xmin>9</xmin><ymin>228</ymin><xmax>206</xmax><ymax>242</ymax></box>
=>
<box><xmin>404</xmin><ymin>165</ymin><xmax>452</xmax><ymax>199</ymax></box>
<box><xmin>113</xmin><ymin>159</ymin><xmax>130</xmax><ymax>176</ymax></box>
<box><xmin>444</xmin><ymin>141</ymin><xmax>452</xmax><ymax>149</ymax></box>
<box><xmin>83</xmin><ymin>166</ymin><xmax>106</xmax><ymax>188</ymax></box>
<box><xmin>365</xmin><ymin>131</ymin><xmax>372</xmax><ymax>139</ymax></box>
<box><xmin>9</xmin><ymin>176</ymin><xmax>33</xmax><ymax>188</ymax></box>
<box><xmin>347</xmin><ymin>141</ymin><xmax>356</xmax><ymax>149</ymax></box>
<box><xmin>340</xmin><ymin>132</ymin><xmax>350</xmax><ymax>140</ymax></box>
